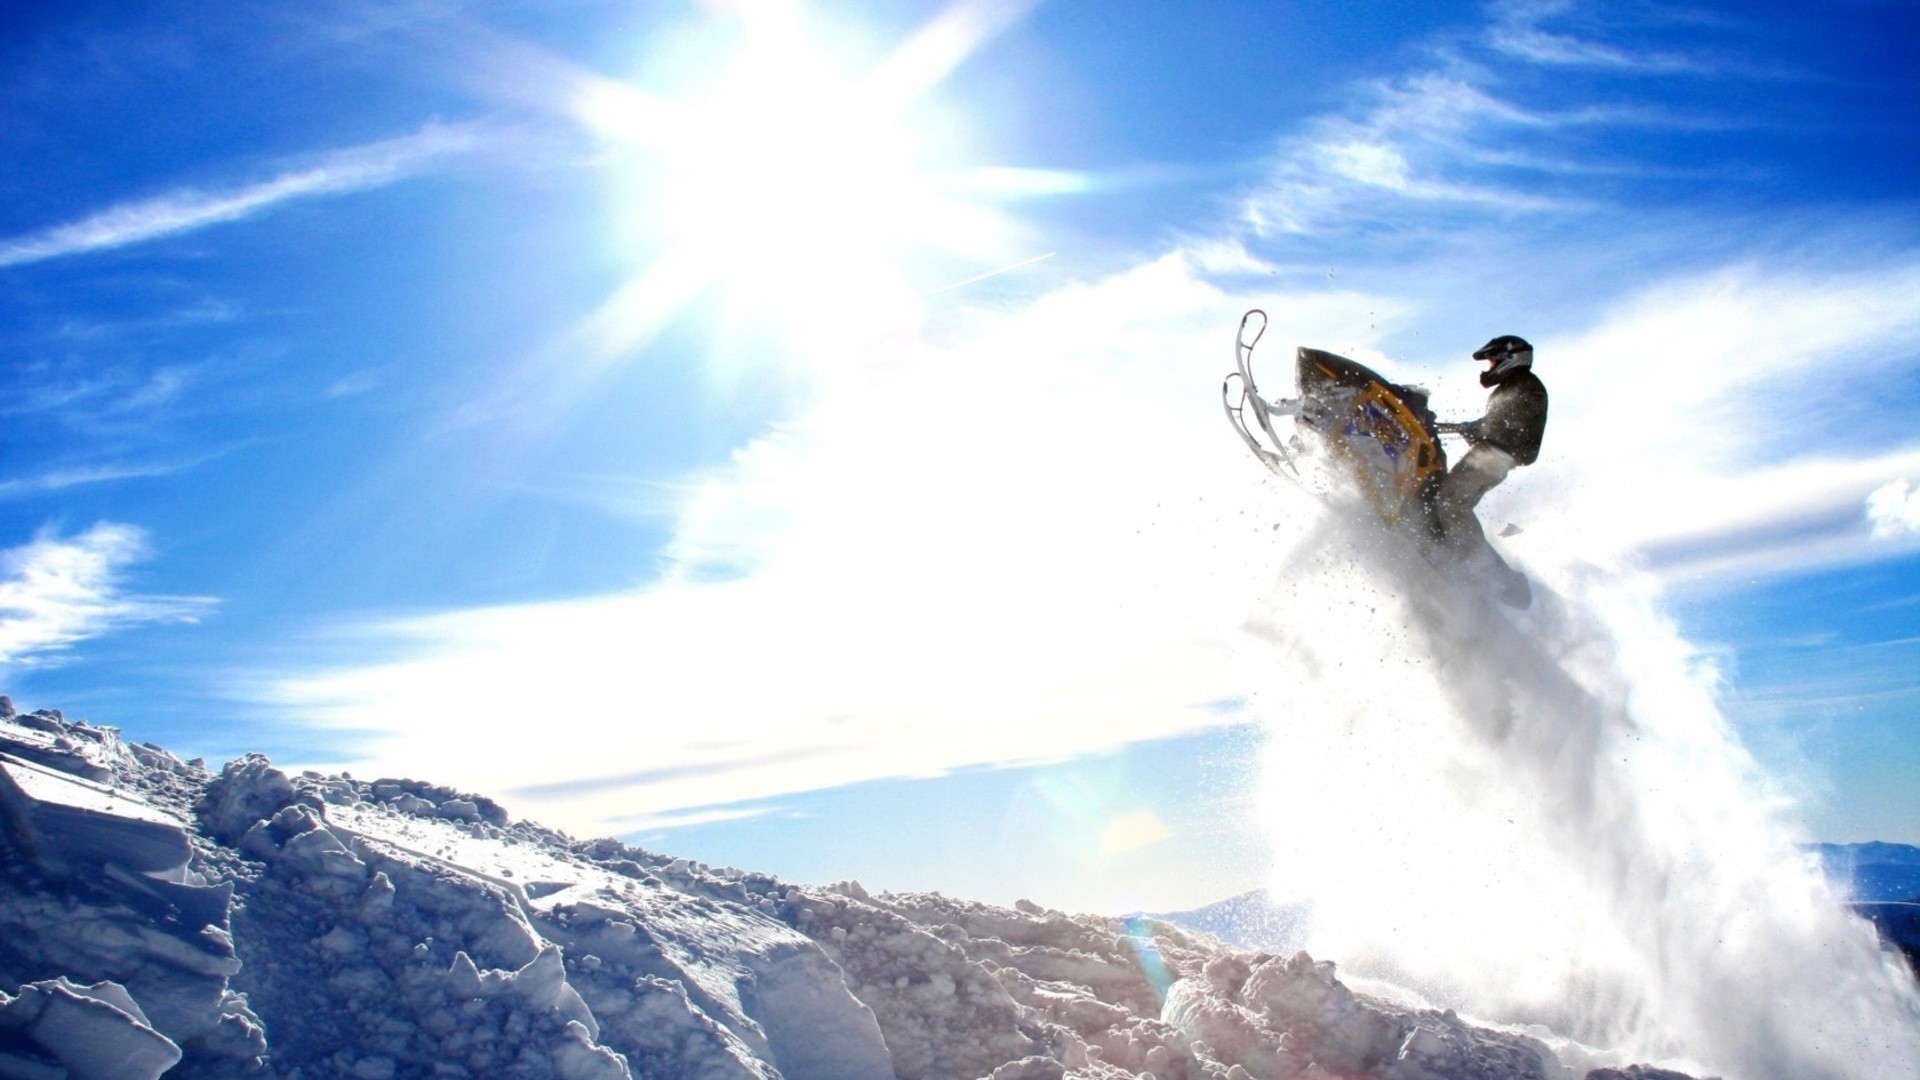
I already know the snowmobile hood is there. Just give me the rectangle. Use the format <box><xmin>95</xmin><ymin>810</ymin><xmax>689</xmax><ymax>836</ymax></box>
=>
<box><xmin>1288</xmin><ymin>346</ymin><xmax>1447</xmax><ymax>528</ymax></box>
<box><xmin>1295</xmin><ymin>347</ymin><xmax>1438</xmax><ymax>435</ymax></box>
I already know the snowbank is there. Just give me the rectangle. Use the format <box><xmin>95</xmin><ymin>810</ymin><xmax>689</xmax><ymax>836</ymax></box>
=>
<box><xmin>0</xmin><ymin>706</ymin><xmax>1713</xmax><ymax>1078</ymax></box>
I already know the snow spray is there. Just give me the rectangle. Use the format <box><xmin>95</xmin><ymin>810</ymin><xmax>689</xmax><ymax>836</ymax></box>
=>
<box><xmin>1238</xmin><ymin>498</ymin><xmax>1920</xmax><ymax>1079</ymax></box>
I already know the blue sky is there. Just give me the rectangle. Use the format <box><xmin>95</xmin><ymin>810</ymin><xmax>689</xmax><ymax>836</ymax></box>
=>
<box><xmin>1</xmin><ymin>0</ymin><xmax>1917</xmax><ymax>914</ymax></box>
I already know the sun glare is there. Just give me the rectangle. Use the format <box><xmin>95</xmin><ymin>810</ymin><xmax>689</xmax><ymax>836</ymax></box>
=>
<box><xmin>576</xmin><ymin>0</ymin><xmax>1028</xmax><ymax>360</ymax></box>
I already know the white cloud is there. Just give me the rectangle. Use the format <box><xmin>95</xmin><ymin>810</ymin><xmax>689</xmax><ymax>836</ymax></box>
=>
<box><xmin>261</xmin><ymin>253</ymin><xmax>1401</xmax><ymax>837</ymax></box>
<box><xmin>1867</xmin><ymin>479</ymin><xmax>1920</xmax><ymax>539</ymax></box>
<box><xmin>1484</xmin><ymin>260</ymin><xmax>1920</xmax><ymax>584</ymax></box>
<box><xmin>1320</xmin><ymin>142</ymin><xmax>1415</xmax><ymax>191</ymax></box>
<box><xmin>0</xmin><ymin>524</ymin><xmax>214</xmax><ymax>669</ymax></box>
<box><xmin>0</xmin><ymin>123</ymin><xmax>476</xmax><ymax>268</ymax></box>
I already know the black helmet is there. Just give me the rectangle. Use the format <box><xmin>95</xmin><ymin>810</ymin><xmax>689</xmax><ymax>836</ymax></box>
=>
<box><xmin>1473</xmin><ymin>334</ymin><xmax>1533</xmax><ymax>364</ymax></box>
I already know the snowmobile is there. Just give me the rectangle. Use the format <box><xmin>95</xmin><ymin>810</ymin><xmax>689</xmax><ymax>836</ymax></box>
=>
<box><xmin>1221</xmin><ymin>309</ymin><xmax>1531</xmax><ymax>608</ymax></box>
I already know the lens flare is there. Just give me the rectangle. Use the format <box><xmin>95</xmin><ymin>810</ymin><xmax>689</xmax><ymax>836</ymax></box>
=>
<box><xmin>1123</xmin><ymin>916</ymin><xmax>1176</xmax><ymax>1005</ymax></box>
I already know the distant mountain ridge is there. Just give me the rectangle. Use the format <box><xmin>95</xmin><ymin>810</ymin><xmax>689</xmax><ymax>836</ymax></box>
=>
<box><xmin>1133</xmin><ymin>888</ymin><xmax>1309</xmax><ymax>953</ymax></box>
<box><xmin>1809</xmin><ymin>841</ymin><xmax>1920</xmax><ymax>903</ymax></box>
<box><xmin>1809</xmin><ymin>842</ymin><xmax>1920</xmax><ymax>967</ymax></box>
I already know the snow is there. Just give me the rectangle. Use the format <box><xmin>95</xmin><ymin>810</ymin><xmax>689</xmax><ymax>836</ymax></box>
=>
<box><xmin>1216</xmin><ymin>495</ymin><xmax>1920</xmax><ymax>1080</ymax></box>
<box><xmin>1161</xmin><ymin>952</ymin><xmax>1561</xmax><ymax>1079</ymax></box>
<box><xmin>0</xmin><ymin>707</ymin><xmax>1745</xmax><ymax>1078</ymax></box>
<box><xmin>0</xmin><ymin>977</ymin><xmax>184</xmax><ymax>1080</ymax></box>
<box><xmin>0</xmin><ymin>751</ymin><xmax>191</xmax><ymax>874</ymax></box>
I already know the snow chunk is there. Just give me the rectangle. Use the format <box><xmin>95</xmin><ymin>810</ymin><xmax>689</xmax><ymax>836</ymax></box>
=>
<box><xmin>197</xmin><ymin>754</ymin><xmax>297</xmax><ymax>842</ymax></box>
<box><xmin>0</xmin><ymin>753</ymin><xmax>190</xmax><ymax>875</ymax></box>
<box><xmin>0</xmin><ymin>978</ymin><xmax>182</xmax><ymax>1080</ymax></box>
<box><xmin>1163</xmin><ymin>951</ymin><xmax>1564</xmax><ymax>1080</ymax></box>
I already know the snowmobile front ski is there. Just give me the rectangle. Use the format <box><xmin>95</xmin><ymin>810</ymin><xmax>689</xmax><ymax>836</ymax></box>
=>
<box><xmin>1222</xmin><ymin>309</ymin><xmax>1446</xmax><ymax>528</ymax></box>
<box><xmin>1221</xmin><ymin>309</ymin><xmax>1299</xmax><ymax>478</ymax></box>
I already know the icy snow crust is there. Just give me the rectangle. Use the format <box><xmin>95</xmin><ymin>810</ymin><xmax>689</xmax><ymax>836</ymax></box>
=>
<box><xmin>0</xmin><ymin>707</ymin><xmax>1707</xmax><ymax>1079</ymax></box>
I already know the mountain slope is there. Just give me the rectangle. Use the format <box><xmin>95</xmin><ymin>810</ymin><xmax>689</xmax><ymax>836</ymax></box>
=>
<box><xmin>0</xmin><ymin>704</ymin><xmax>1711</xmax><ymax>1079</ymax></box>
<box><xmin>1812</xmin><ymin>842</ymin><xmax>1920</xmax><ymax>967</ymax></box>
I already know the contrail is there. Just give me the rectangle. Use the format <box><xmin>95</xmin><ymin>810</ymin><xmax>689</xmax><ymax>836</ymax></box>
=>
<box><xmin>920</xmin><ymin>251</ymin><xmax>1057</xmax><ymax>298</ymax></box>
<box><xmin>0</xmin><ymin>124</ymin><xmax>476</xmax><ymax>268</ymax></box>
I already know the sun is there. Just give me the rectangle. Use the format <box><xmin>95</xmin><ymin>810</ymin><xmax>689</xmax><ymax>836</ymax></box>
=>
<box><xmin>574</xmin><ymin>0</ymin><xmax>1037</xmax><ymax>363</ymax></box>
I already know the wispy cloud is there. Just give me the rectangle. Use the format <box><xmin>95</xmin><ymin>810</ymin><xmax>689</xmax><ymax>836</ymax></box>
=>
<box><xmin>258</xmin><ymin>252</ymin><xmax>1339</xmax><ymax>836</ymax></box>
<box><xmin>1713</xmin><ymin>631</ymin><xmax>1920</xmax><ymax>732</ymax></box>
<box><xmin>1246</xmin><ymin>74</ymin><xmax>1590</xmax><ymax>234</ymax></box>
<box><xmin>46</xmin><ymin>299</ymin><xmax>241</xmax><ymax>342</ymax></box>
<box><xmin>615</xmin><ymin>805</ymin><xmax>782</xmax><ymax>832</ymax></box>
<box><xmin>1488</xmin><ymin>27</ymin><xmax>1711</xmax><ymax>74</ymax></box>
<box><xmin>0</xmin><ymin>364</ymin><xmax>194</xmax><ymax>421</ymax></box>
<box><xmin>1491</xmin><ymin>259</ymin><xmax>1920</xmax><ymax>586</ymax></box>
<box><xmin>1482</xmin><ymin>0</ymin><xmax>1766</xmax><ymax>76</ymax></box>
<box><xmin>510</xmin><ymin>748</ymin><xmax>830</xmax><ymax>800</ymax></box>
<box><xmin>0</xmin><ymin>123</ymin><xmax>477</xmax><ymax>268</ymax></box>
<box><xmin>324</xmin><ymin>371</ymin><xmax>383</xmax><ymax>399</ymax></box>
<box><xmin>0</xmin><ymin>459</ymin><xmax>202</xmax><ymax>500</ymax></box>
<box><xmin>1245</xmin><ymin>3</ymin><xmax>1769</xmax><ymax>237</ymax></box>
<box><xmin>0</xmin><ymin>524</ymin><xmax>214</xmax><ymax>669</ymax></box>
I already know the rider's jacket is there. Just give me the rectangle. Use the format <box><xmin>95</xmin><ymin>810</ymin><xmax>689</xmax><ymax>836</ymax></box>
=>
<box><xmin>1464</xmin><ymin>367</ymin><xmax>1548</xmax><ymax>465</ymax></box>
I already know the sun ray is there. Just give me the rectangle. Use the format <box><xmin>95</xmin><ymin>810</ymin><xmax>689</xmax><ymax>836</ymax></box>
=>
<box><xmin>864</xmin><ymin>0</ymin><xmax>1045</xmax><ymax>108</ymax></box>
<box><xmin>571</xmin><ymin>0</ymin><xmax>1049</xmax><ymax>373</ymax></box>
<box><xmin>577</xmin><ymin>240</ymin><xmax>723</xmax><ymax>363</ymax></box>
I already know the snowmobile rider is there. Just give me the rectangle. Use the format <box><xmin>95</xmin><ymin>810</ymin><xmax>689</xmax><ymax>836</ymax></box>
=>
<box><xmin>1431</xmin><ymin>334</ymin><xmax>1547</xmax><ymax>552</ymax></box>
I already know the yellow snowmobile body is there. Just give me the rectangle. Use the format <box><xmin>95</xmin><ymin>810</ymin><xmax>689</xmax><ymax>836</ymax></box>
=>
<box><xmin>1293</xmin><ymin>346</ymin><xmax>1447</xmax><ymax>529</ymax></box>
<box><xmin>1222</xmin><ymin>310</ymin><xmax>1446</xmax><ymax>532</ymax></box>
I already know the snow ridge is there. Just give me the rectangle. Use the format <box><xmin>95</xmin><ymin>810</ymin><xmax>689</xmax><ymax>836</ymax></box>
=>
<box><xmin>0</xmin><ymin>703</ymin><xmax>1704</xmax><ymax>1079</ymax></box>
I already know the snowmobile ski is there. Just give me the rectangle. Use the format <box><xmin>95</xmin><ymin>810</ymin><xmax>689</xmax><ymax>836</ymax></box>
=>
<box><xmin>1221</xmin><ymin>309</ymin><xmax>1298</xmax><ymax>477</ymax></box>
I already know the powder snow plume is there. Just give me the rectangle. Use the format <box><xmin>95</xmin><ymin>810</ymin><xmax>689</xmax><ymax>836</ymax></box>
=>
<box><xmin>1238</xmin><ymin>493</ymin><xmax>1920</xmax><ymax>1080</ymax></box>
